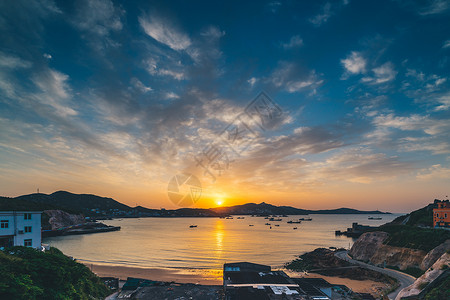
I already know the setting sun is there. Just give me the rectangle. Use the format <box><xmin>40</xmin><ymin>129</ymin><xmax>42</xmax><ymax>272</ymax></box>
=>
<box><xmin>215</xmin><ymin>199</ymin><xmax>224</xmax><ymax>206</ymax></box>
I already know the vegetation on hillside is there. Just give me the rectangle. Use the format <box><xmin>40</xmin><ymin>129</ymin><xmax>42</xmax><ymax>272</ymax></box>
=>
<box><xmin>423</xmin><ymin>273</ymin><xmax>450</xmax><ymax>300</ymax></box>
<box><xmin>285</xmin><ymin>248</ymin><xmax>396</xmax><ymax>284</ymax></box>
<box><xmin>0</xmin><ymin>246</ymin><xmax>109</xmax><ymax>300</ymax></box>
<box><xmin>391</xmin><ymin>204</ymin><xmax>434</xmax><ymax>227</ymax></box>
<box><xmin>371</xmin><ymin>224</ymin><xmax>450</xmax><ymax>252</ymax></box>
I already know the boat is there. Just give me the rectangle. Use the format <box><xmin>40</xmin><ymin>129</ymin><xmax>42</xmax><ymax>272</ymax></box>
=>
<box><xmin>368</xmin><ymin>217</ymin><xmax>382</xmax><ymax>220</ymax></box>
<box><xmin>269</xmin><ymin>218</ymin><xmax>282</xmax><ymax>221</ymax></box>
<box><xmin>299</xmin><ymin>217</ymin><xmax>312</xmax><ymax>221</ymax></box>
<box><xmin>265</xmin><ymin>223</ymin><xmax>271</xmax><ymax>225</ymax></box>
<box><xmin>189</xmin><ymin>225</ymin><xmax>197</xmax><ymax>228</ymax></box>
<box><xmin>249</xmin><ymin>224</ymin><xmax>254</xmax><ymax>226</ymax></box>
<box><xmin>225</xmin><ymin>217</ymin><xmax>233</xmax><ymax>219</ymax></box>
<box><xmin>237</xmin><ymin>217</ymin><xmax>245</xmax><ymax>219</ymax></box>
<box><xmin>293</xmin><ymin>227</ymin><xmax>298</xmax><ymax>230</ymax></box>
<box><xmin>274</xmin><ymin>224</ymin><xmax>280</xmax><ymax>227</ymax></box>
<box><xmin>287</xmin><ymin>220</ymin><xmax>301</xmax><ymax>224</ymax></box>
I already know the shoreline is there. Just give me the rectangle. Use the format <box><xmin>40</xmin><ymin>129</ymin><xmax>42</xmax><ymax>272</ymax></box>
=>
<box><xmin>82</xmin><ymin>263</ymin><xmax>223</xmax><ymax>285</ymax></box>
<box><xmin>83</xmin><ymin>262</ymin><xmax>389</xmax><ymax>297</ymax></box>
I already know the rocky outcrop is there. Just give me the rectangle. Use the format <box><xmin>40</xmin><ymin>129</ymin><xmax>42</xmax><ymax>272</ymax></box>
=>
<box><xmin>350</xmin><ymin>231</ymin><xmax>435</xmax><ymax>271</ymax></box>
<box><xmin>395</xmin><ymin>252</ymin><xmax>450</xmax><ymax>300</ymax></box>
<box><xmin>421</xmin><ymin>239</ymin><xmax>450</xmax><ymax>270</ymax></box>
<box><xmin>44</xmin><ymin>210</ymin><xmax>85</xmax><ymax>230</ymax></box>
<box><xmin>350</xmin><ymin>232</ymin><xmax>389</xmax><ymax>262</ymax></box>
<box><xmin>370</xmin><ymin>245</ymin><xmax>426</xmax><ymax>270</ymax></box>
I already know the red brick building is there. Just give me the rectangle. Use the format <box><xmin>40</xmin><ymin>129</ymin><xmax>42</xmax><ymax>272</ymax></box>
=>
<box><xmin>433</xmin><ymin>200</ymin><xmax>450</xmax><ymax>228</ymax></box>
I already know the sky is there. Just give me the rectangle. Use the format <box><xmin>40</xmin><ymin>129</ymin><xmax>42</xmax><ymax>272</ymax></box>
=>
<box><xmin>0</xmin><ymin>0</ymin><xmax>449</xmax><ymax>212</ymax></box>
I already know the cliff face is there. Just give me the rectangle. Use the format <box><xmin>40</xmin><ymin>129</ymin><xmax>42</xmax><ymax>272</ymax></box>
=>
<box><xmin>350</xmin><ymin>232</ymin><xmax>448</xmax><ymax>271</ymax></box>
<box><xmin>421</xmin><ymin>239</ymin><xmax>450</xmax><ymax>270</ymax></box>
<box><xmin>395</xmin><ymin>252</ymin><xmax>450</xmax><ymax>300</ymax></box>
<box><xmin>44</xmin><ymin>210</ymin><xmax>85</xmax><ymax>230</ymax></box>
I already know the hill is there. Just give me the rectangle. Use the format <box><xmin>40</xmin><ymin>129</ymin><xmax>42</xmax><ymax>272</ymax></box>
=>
<box><xmin>0</xmin><ymin>246</ymin><xmax>109</xmax><ymax>299</ymax></box>
<box><xmin>2</xmin><ymin>191</ymin><xmax>390</xmax><ymax>218</ymax></box>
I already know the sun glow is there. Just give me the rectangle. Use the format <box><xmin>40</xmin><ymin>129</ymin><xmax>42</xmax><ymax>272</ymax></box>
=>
<box><xmin>215</xmin><ymin>199</ymin><xmax>224</xmax><ymax>206</ymax></box>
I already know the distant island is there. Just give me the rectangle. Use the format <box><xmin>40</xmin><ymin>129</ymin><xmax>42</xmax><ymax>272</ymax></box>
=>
<box><xmin>0</xmin><ymin>190</ymin><xmax>390</xmax><ymax>219</ymax></box>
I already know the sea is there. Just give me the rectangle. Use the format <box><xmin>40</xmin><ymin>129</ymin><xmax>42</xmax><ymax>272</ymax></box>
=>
<box><xmin>42</xmin><ymin>214</ymin><xmax>401</xmax><ymax>278</ymax></box>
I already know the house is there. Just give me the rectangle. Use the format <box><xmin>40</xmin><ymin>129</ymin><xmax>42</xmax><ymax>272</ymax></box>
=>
<box><xmin>0</xmin><ymin>211</ymin><xmax>42</xmax><ymax>249</ymax></box>
<box><xmin>223</xmin><ymin>262</ymin><xmax>301</xmax><ymax>299</ymax></box>
<box><xmin>433</xmin><ymin>200</ymin><xmax>450</xmax><ymax>228</ymax></box>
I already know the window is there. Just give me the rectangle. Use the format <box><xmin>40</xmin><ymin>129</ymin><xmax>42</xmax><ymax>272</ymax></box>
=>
<box><xmin>25</xmin><ymin>226</ymin><xmax>32</xmax><ymax>233</ymax></box>
<box><xmin>24</xmin><ymin>213</ymin><xmax>32</xmax><ymax>220</ymax></box>
<box><xmin>1</xmin><ymin>220</ymin><xmax>8</xmax><ymax>229</ymax></box>
<box><xmin>24</xmin><ymin>239</ymin><xmax>32</xmax><ymax>247</ymax></box>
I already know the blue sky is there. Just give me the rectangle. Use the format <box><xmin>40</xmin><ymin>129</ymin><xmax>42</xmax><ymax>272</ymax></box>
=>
<box><xmin>0</xmin><ymin>0</ymin><xmax>449</xmax><ymax>211</ymax></box>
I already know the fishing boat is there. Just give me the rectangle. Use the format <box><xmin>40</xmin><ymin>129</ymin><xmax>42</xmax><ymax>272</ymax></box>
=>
<box><xmin>265</xmin><ymin>223</ymin><xmax>271</xmax><ymax>225</ymax></box>
<box><xmin>189</xmin><ymin>225</ymin><xmax>197</xmax><ymax>228</ymax></box>
<box><xmin>299</xmin><ymin>217</ymin><xmax>312</xmax><ymax>221</ymax></box>
<box><xmin>368</xmin><ymin>217</ymin><xmax>382</xmax><ymax>220</ymax></box>
<box><xmin>293</xmin><ymin>227</ymin><xmax>298</xmax><ymax>230</ymax></box>
<box><xmin>287</xmin><ymin>220</ymin><xmax>301</xmax><ymax>224</ymax></box>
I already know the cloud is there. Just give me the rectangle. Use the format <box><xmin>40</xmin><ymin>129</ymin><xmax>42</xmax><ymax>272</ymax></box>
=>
<box><xmin>32</xmin><ymin>69</ymin><xmax>77</xmax><ymax>117</ymax></box>
<box><xmin>282</xmin><ymin>35</ymin><xmax>303</xmax><ymax>49</ymax></box>
<box><xmin>139</xmin><ymin>14</ymin><xmax>191</xmax><ymax>51</ymax></box>
<box><xmin>418</xmin><ymin>0</ymin><xmax>450</xmax><ymax>15</ymax></box>
<box><xmin>144</xmin><ymin>58</ymin><xmax>186</xmax><ymax>80</ymax></box>
<box><xmin>72</xmin><ymin>0</ymin><xmax>123</xmax><ymax>46</ymax></box>
<box><xmin>43</xmin><ymin>53</ymin><xmax>52</xmax><ymax>59</ymax></box>
<box><xmin>362</xmin><ymin>62</ymin><xmax>397</xmax><ymax>84</ymax></box>
<box><xmin>271</xmin><ymin>62</ymin><xmax>323</xmax><ymax>93</ymax></box>
<box><xmin>417</xmin><ymin>164</ymin><xmax>450</xmax><ymax>180</ymax></box>
<box><xmin>341</xmin><ymin>51</ymin><xmax>366</xmax><ymax>75</ymax></box>
<box><xmin>201</xmin><ymin>26</ymin><xmax>225</xmax><ymax>39</ymax></box>
<box><xmin>310</xmin><ymin>2</ymin><xmax>332</xmax><ymax>26</ymax></box>
<box><xmin>130</xmin><ymin>78</ymin><xmax>152</xmax><ymax>93</ymax></box>
<box><xmin>0</xmin><ymin>52</ymin><xmax>32</xmax><ymax>69</ymax></box>
<box><xmin>248</xmin><ymin>77</ymin><xmax>258</xmax><ymax>87</ymax></box>
<box><xmin>443</xmin><ymin>39</ymin><xmax>450</xmax><ymax>49</ymax></box>
<box><xmin>267</xmin><ymin>1</ymin><xmax>282</xmax><ymax>13</ymax></box>
<box><xmin>434</xmin><ymin>92</ymin><xmax>450</xmax><ymax>111</ymax></box>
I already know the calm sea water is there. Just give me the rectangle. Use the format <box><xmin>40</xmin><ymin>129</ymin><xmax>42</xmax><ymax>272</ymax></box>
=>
<box><xmin>43</xmin><ymin>214</ymin><xmax>400</xmax><ymax>272</ymax></box>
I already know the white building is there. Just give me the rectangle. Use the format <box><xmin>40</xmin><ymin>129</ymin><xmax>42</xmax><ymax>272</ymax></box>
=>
<box><xmin>0</xmin><ymin>211</ymin><xmax>42</xmax><ymax>249</ymax></box>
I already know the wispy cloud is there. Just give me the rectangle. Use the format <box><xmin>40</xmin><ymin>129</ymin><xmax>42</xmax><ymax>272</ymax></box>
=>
<box><xmin>418</xmin><ymin>0</ymin><xmax>450</xmax><ymax>15</ymax></box>
<box><xmin>72</xmin><ymin>0</ymin><xmax>123</xmax><ymax>48</ymax></box>
<box><xmin>139</xmin><ymin>14</ymin><xmax>191</xmax><ymax>51</ymax></box>
<box><xmin>362</xmin><ymin>62</ymin><xmax>397</xmax><ymax>84</ymax></box>
<box><xmin>282</xmin><ymin>35</ymin><xmax>303</xmax><ymax>49</ymax></box>
<box><xmin>271</xmin><ymin>62</ymin><xmax>323</xmax><ymax>93</ymax></box>
<box><xmin>443</xmin><ymin>39</ymin><xmax>450</xmax><ymax>49</ymax></box>
<box><xmin>310</xmin><ymin>2</ymin><xmax>332</xmax><ymax>26</ymax></box>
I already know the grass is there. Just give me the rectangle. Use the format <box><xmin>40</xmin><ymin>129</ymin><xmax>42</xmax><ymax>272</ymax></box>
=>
<box><xmin>369</xmin><ymin>224</ymin><xmax>450</xmax><ymax>252</ymax></box>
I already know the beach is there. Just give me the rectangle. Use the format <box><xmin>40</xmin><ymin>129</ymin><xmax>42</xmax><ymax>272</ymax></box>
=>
<box><xmin>83</xmin><ymin>263</ymin><xmax>223</xmax><ymax>285</ymax></box>
<box><xmin>85</xmin><ymin>263</ymin><xmax>389</xmax><ymax>297</ymax></box>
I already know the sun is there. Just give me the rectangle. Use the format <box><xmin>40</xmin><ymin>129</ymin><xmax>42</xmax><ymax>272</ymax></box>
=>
<box><xmin>215</xmin><ymin>199</ymin><xmax>224</xmax><ymax>206</ymax></box>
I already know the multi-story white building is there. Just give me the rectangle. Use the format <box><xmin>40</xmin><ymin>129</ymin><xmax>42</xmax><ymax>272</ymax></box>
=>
<box><xmin>0</xmin><ymin>211</ymin><xmax>42</xmax><ymax>249</ymax></box>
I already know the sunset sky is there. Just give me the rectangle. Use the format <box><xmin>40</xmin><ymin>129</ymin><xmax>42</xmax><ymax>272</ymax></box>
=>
<box><xmin>1</xmin><ymin>0</ymin><xmax>449</xmax><ymax>212</ymax></box>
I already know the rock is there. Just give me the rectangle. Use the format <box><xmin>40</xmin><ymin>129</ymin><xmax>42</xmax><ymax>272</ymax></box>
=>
<box><xmin>395</xmin><ymin>252</ymin><xmax>450</xmax><ymax>300</ymax></box>
<box><xmin>44</xmin><ymin>210</ymin><xmax>85</xmax><ymax>230</ymax></box>
<box><xmin>349</xmin><ymin>231</ymin><xmax>389</xmax><ymax>261</ymax></box>
<box><xmin>421</xmin><ymin>239</ymin><xmax>450</xmax><ymax>270</ymax></box>
<box><xmin>350</xmin><ymin>231</ymin><xmax>427</xmax><ymax>270</ymax></box>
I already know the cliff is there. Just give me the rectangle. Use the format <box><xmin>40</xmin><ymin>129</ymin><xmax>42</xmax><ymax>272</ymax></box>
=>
<box><xmin>395</xmin><ymin>252</ymin><xmax>450</xmax><ymax>299</ymax></box>
<box><xmin>44</xmin><ymin>210</ymin><xmax>85</xmax><ymax>230</ymax></box>
<box><xmin>350</xmin><ymin>231</ymin><xmax>449</xmax><ymax>271</ymax></box>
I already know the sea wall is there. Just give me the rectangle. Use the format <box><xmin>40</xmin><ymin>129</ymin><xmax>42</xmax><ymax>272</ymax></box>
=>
<box><xmin>349</xmin><ymin>232</ymin><xmax>449</xmax><ymax>271</ymax></box>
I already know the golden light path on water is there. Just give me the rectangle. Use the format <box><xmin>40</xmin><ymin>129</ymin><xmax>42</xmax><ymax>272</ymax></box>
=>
<box><xmin>43</xmin><ymin>214</ymin><xmax>401</xmax><ymax>282</ymax></box>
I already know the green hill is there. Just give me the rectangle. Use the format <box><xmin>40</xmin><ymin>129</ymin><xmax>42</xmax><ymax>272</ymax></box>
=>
<box><xmin>0</xmin><ymin>246</ymin><xmax>109</xmax><ymax>300</ymax></box>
